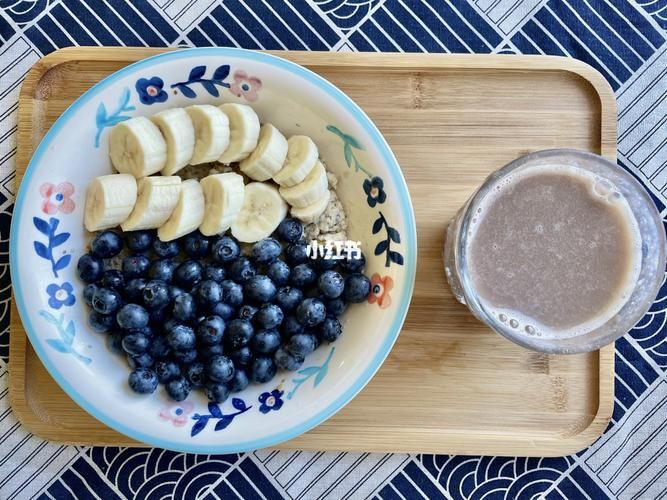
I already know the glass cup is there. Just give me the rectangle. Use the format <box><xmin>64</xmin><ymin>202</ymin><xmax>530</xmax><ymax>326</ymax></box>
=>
<box><xmin>444</xmin><ymin>149</ymin><xmax>666</xmax><ymax>354</ymax></box>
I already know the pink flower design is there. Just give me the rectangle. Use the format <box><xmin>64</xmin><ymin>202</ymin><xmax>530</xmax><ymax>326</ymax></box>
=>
<box><xmin>40</xmin><ymin>182</ymin><xmax>75</xmax><ymax>215</ymax></box>
<box><xmin>368</xmin><ymin>273</ymin><xmax>394</xmax><ymax>309</ymax></box>
<box><xmin>159</xmin><ymin>401</ymin><xmax>194</xmax><ymax>427</ymax></box>
<box><xmin>229</xmin><ymin>70</ymin><xmax>262</xmax><ymax>102</ymax></box>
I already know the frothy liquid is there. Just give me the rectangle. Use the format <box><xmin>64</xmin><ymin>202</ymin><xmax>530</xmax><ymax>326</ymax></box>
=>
<box><xmin>467</xmin><ymin>164</ymin><xmax>641</xmax><ymax>339</ymax></box>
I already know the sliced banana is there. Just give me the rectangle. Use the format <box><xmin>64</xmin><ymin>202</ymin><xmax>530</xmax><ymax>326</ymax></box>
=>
<box><xmin>186</xmin><ymin>105</ymin><xmax>230</xmax><ymax>165</ymax></box>
<box><xmin>121</xmin><ymin>176</ymin><xmax>182</xmax><ymax>231</ymax></box>
<box><xmin>199</xmin><ymin>173</ymin><xmax>245</xmax><ymax>236</ymax></box>
<box><xmin>273</xmin><ymin>136</ymin><xmax>319</xmax><ymax>187</ymax></box>
<box><xmin>290</xmin><ymin>189</ymin><xmax>331</xmax><ymax>224</ymax></box>
<box><xmin>239</xmin><ymin>124</ymin><xmax>288</xmax><ymax>181</ymax></box>
<box><xmin>158</xmin><ymin>179</ymin><xmax>205</xmax><ymax>242</ymax></box>
<box><xmin>218</xmin><ymin>103</ymin><xmax>261</xmax><ymax>164</ymax></box>
<box><xmin>109</xmin><ymin>116</ymin><xmax>167</xmax><ymax>178</ymax></box>
<box><xmin>151</xmin><ymin>108</ymin><xmax>195</xmax><ymax>176</ymax></box>
<box><xmin>84</xmin><ymin>174</ymin><xmax>138</xmax><ymax>232</ymax></box>
<box><xmin>279</xmin><ymin>161</ymin><xmax>328</xmax><ymax>208</ymax></box>
<box><xmin>231</xmin><ymin>182</ymin><xmax>288</xmax><ymax>243</ymax></box>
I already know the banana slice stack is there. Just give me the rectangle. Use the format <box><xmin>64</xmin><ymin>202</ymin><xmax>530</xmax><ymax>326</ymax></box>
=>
<box><xmin>85</xmin><ymin>102</ymin><xmax>333</xmax><ymax>242</ymax></box>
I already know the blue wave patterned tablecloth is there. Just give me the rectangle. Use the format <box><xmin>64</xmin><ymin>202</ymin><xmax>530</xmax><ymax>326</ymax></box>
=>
<box><xmin>0</xmin><ymin>1</ymin><xmax>665</xmax><ymax>499</ymax></box>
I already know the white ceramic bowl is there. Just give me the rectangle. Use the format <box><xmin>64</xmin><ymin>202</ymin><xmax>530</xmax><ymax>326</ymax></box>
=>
<box><xmin>10</xmin><ymin>48</ymin><xmax>416</xmax><ymax>452</ymax></box>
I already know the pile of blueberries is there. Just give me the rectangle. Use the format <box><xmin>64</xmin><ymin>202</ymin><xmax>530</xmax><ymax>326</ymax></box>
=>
<box><xmin>77</xmin><ymin>218</ymin><xmax>371</xmax><ymax>403</ymax></box>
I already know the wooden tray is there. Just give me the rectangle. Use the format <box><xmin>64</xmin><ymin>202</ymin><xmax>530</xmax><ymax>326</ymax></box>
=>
<box><xmin>9</xmin><ymin>48</ymin><xmax>616</xmax><ymax>457</ymax></box>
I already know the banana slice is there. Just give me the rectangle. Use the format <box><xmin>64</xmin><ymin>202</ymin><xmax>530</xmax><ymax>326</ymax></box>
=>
<box><xmin>231</xmin><ymin>182</ymin><xmax>288</xmax><ymax>243</ymax></box>
<box><xmin>290</xmin><ymin>189</ymin><xmax>331</xmax><ymax>224</ymax></box>
<box><xmin>109</xmin><ymin>116</ymin><xmax>167</xmax><ymax>178</ymax></box>
<box><xmin>218</xmin><ymin>103</ymin><xmax>261</xmax><ymax>164</ymax></box>
<box><xmin>273</xmin><ymin>136</ymin><xmax>319</xmax><ymax>187</ymax></box>
<box><xmin>186</xmin><ymin>105</ymin><xmax>230</xmax><ymax>165</ymax></box>
<box><xmin>84</xmin><ymin>174</ymin><xmax>138</xmax><ymax>232</ymax></box>
<box><xmin>158</xmin><ymin>179</ymin><xmax>205</xmax><ymax>242</ymax></box>
<box><xmin>152</xmin><ymin>108</ymin><xmax>195</xmax><ymax>176</ymax></box>
<box><xmin>279</xmin><ymin>161</ymin><xmax>328</xmax><ymax>208</ymax></box>
<box><xmin>239</xmin><ymin>124</ymin><xmax>288</xmax><ymax>181</ymax></box>
<box><xmin>121</xmin><ymin>176</ymin><xmax>182</xmax><ymax>231</ymax></box>
<box><xmin>199</xmin><ymin>173</ymin><xmax>245</xmax><ymax>236</ymax></box>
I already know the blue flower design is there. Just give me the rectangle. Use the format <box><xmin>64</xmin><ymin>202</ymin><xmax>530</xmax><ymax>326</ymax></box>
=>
<box><xmin>363</xmin><ymin>176</ymin><xmax>387</xmax><ymax>207</ymax></box>
<box><xmin>135</xmin><ymin>77</ymin><xmax>168</xmax><ymax>105</ymax></box>
<box><xmin>46</xmin><ymin>282</ymin><xmax>75</xmax><ymax>310</ymax></box>
<box><xmin>258</xmin><ymin>389</ymin><xmax>284</xmax><ymax>414</ymax></box>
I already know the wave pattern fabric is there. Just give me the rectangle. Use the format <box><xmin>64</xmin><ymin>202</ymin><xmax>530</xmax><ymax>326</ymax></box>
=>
<box><xmin>0</xmin><ymin>1</ymin><xmax>666</xmax><ymax>498</ymax></box>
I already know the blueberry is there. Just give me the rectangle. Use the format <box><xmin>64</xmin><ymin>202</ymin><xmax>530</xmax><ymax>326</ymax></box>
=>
<box><xmin>285</xmin><ymin>240</ymin><xmax>309</xmax><ymax>266</ymax></box>
<box><xmin>203</xmin><ymin>264</ymin><xmax>226</xmax><ymax>283</ymax></box>
<box><xmin>77</xmin><ymin>253</ymin><xmax>103</xmax><ymax>283</ymax></box>
<box><xmin>122</xmin><ymin>333</ymin><xmax>151</xmax><ymax>355</ymax></box>
<box><xmin>116</xmin><ymin>304</ymin><xmax>149</xmax><ymax>330</ymax></box>
<box><xmin>89</xmin><ymin>311</ymin><xmax>115</xmax><ymax>333</ymax></box>
<box><xmin>166</xmin><ymin>324</ymin><xmax>196</xmax><ymax>350</ymax></box>
<box><xmin>255</xmin><ymin>304</ymin><xmax>284</xmax><ymax>329</ymax></box>
<box><xmin>274</xmin><ymin>347</ymin><xmax>304</xmax><ymax>371</ymax></box>
<box><xmin>172</xmin><ymin>293</ymin><xmax>197</xmax><ymax>323</ymax></box>
<box><xmin>125</xmin><ymin>230</ymin><xmax>154</xmax><ymax>252</ymax></box>
<box><xmin>90</xmin><ymin>287</ymin><xmax>121</xmax><ymax>315</ymax></box>
<box><xmin>266</xmin><ymin>260</ymin><xmax>290</xmax><ymax>286</ymax></box>
<box><xmin>238</xmin><ymin>304</ymin><xmax>258</xmax><ymax>321</ymax></box>
<box><xmin>107</xmin><ymin>331</ymin><xmax>124</xmax><ymax>354</ymax></box>
<box><xmin>275</xmin><ymin>287</ymin><xmax>303</xmax><ymax>312</ymax></box>
<box><xmin>323</xmin><ymin>298</ymin><xmax>347</xmax><ymax>317</ymax></box>
<box><xmin>155</xmin><ymin>360</ymin><xmax>180</xmax><ymax>383</ymax></box>
<box><xmin>200</xmin><ymin>343</ymin><xmax>225</xmax><ymax>359</ymax></box>
<box><xmin>172</xmin><ymin>349</ymin><xmax>198</xmax><ymax>364</ymax></box>
<box><xmin>174</xmin><ymin>260</ymin><xmax>203</xmax><ymax>289</ymax></box>
<box><xmin>344</xmin><ymin>273</ymin><xmax>371</xmax><ymax>303</ymax></box>
<box><xmin>100</xmin><ymin>270</ymin><xmax>125</xmax><ymax>290</ymax></box>
<box><xmin>205</xmin><ymin>382</ymin><xmax>230</xmax><ymax>403</ymax></box>
<box><xmin>152</xmin><ymin>239</ymin><xmax>180</xmax><ymax>258</ymax></box>
<box><xmin>252</xmin><ymin>238</ymin><xmax>282</xmax><ymax>264</ymax></box>
<box><xmin>276</xmin><ymin>218</ymin><xmax>303</xmax><ymax>243</ymax></box>
<box><xmin>169</xmin><ymin>285</ymin><xmax>186</xmax><ymax>299</ymax></box>
<box><xmin>227</xmin><ymin>257</ymin><xmax>256</xmax><ymax>283</ymax></box>
<box><xmin>230</xmin><ymin>346</ymin><xmax>253</xmax><ymax>366</ymax></box>
<box><xmin>210</xmin><ymin>301</ymin><xmax>234</xmax><ymax>320</ymax></box>
<box><xmin>197</xmin><ymin>315</ymin><xmax>225</xmax><ymax>345</ymax></box>
<box><xmin>207</xmin><ymin>355</ymin><xmax>235</xmax><ymax>383</ymax></box>
<box><xmin>319</xmin><ymin>317</ymin><xmax>342</xmax><ymax>342</ymax></box>
<box><xmin>290</xmin><ymin>264</ymin><xmax>316</xmax><ymax>287</ymax></box>
<box><xmin>183</xmin><ymin>231</ymin><xmax>210</xmax><ymax>258</ymax></box>
<box><xmin>318</xmin><ymin>270</ymin><xmax>345</xmax><ymax>299</ymax></box>
<box><xmin>128</xmin><ymin>352</ymin><xmax>155</xmax><ymax>369</ymax></box>
<box><xmin>227</xmin><ymin>319</ymin><xmax>254</xmax><ymax>348</ymax></box>
<box><xmin>148</xmin><ymin>259</ymin><xmax>177</xmax><ymax>282</ymax></box>
<box><xmin>211</xmin><ymin>236</ymin><xmax>240</xmax><ymax>263</ymax></box>
<box><xmin>142</xmin><ymin>280</ymin><xmax>170</xmax><ymax>310</ymax></box>
<box><xmin>288</xmin><ymin>333</ymin><xmax>318</xmax><ymax>357</ymax></box>
<box><xmin>124</xmin><ymin>278</ymin><xmax>147</xmax><ymax>302</ymax></box>
<box><xmin>220</xmin><ymin>280</ymin><xmax>244</xmax><ymax>306</ymax></box>
<box><xmin>244</xmin><ymin>275</ymin><xmax>277</xmax><ymax>304</ymax></box>
<box><xmin>128</xmin><ymin>368</ymin><xmax>158</xmax><ymax>394</ymax></box>
<box><xmin>195</xmin><ymin>279</ymin><xmax>223</xmax><ymax>308</ymax></box>
<box><xmin>341</xmin><ymin>252</ymin><xmax>365</xmax><ymax>273</ymax></box>
<box><xmin>281</xmin><ymin>315</ymin><xmax>304</xmax><ymax>340</ymax></box>
<box><xmin>166</xmin><ymin>376</ymin><xmax>191</xmax><ymax>401</ymax></box>
<box><xmin>83</xmin><ymin>283</ymin><xmax>98</xmax><ymax>307</ymax></box>
<box><xmin>252</xmin><ymin>329</ymin><xmax>281</xmax><ymax>354</ymax></box>
<box><xmin>227</xmin><ymin>369</ymin><xmax>249</xmax><ymax>392</ymax></box>
<box><xmin>122</xmin><ymin>254</ymin><xmax>150</xmax><ymax>279</ymax></box>
<box><xmin>149</xmin><ymin>336</ymin><xmax>171</xmax><ymax>359</ymax></box>
<box><xmin>313</xmin><ymin>256</ymin><xmax>338</xmax><ymax>271</ymax></box>
<box><xmin>126</xmin><ymin>325</ymin><xmax>153</xmax><ymax>337</ymax></box>
<box><xmin>250</xmin><ymin>356</ymin><xmax>277</xmax><ymax>383</ymax></box>
<box><xmin>149</xmin><ymin>306</ymin><xmax>169</xmax><ymax>325</ymax></box>
<box><xmin>296</xmin><ymin>298</ymin><xmax>326</xmax><ymax>327</ymax></box>
<box><xmin>185</xmin><ymin>361</ymin><xmax>207</xmax><ymax>387</ymax></box>
<box><xmin>91</xmin><ymin>230</ymin><xmax>123</xmax><ymax>258</ymax></box>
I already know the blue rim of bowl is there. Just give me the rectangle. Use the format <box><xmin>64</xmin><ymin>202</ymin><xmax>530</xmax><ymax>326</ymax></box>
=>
<box><xmin>10</xmin><ymin>47</ymin><xmax>417</xmax><ymax>453</ymax></box>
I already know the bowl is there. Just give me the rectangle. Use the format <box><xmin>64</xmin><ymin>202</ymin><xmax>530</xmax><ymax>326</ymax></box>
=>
<box><xmin>10</xmin><ymin>48</ymin><xmax>416</xmax><ymax>452</ymax></box>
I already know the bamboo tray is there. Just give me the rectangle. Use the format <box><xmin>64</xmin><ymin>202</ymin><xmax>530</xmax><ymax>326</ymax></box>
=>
<box><xmin>9</xmin><ymin>48</ymin><xmax>616</xmax><ymax>456</ymax></box>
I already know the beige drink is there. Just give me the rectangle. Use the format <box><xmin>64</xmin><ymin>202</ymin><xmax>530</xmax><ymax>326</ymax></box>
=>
<box><xmin>466</xmin><ymin>164</ymin><xmax>642</xmax><ymax>339</ymax></box>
